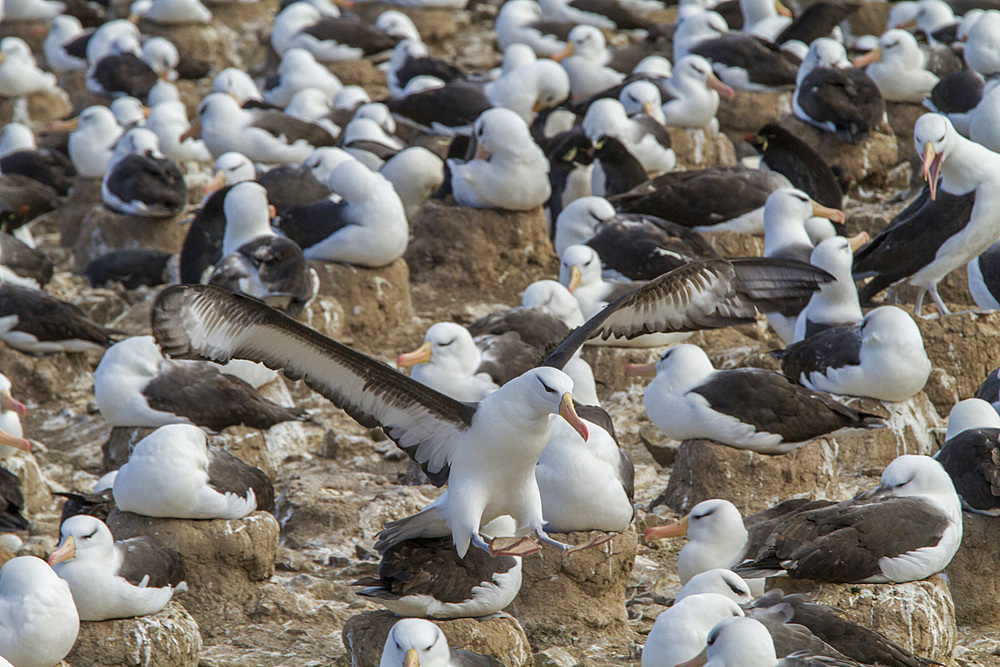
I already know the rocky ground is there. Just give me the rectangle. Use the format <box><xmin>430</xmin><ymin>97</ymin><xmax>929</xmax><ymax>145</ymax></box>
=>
<box><xmin>5</xmin><ymin>0</ymin><xmax>1000</xmax><ymax>665</ymax></box>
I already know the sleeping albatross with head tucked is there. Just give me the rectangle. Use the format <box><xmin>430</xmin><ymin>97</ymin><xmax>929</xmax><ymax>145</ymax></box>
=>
<box><xmin>150</xmin><ymin>257</ymin><xmax>831</xmax><ymax>557</ymax></box>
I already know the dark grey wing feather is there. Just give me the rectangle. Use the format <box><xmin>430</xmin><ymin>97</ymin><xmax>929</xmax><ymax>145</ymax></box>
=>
<box><xmin>777</xmin><ymin>324</ymin><xmax>862</xmax><ymax>383</ymax></box>
<box><xmin>543</xmin><ymin>258</ymin><xmax>832</xmax><ymax>369</ymax></box>
<box><xmin>935</xmin><ymin>428</ymin><xmax>1000</xmax><ymax>514</ymax></box>
<box><xmin>144</xmin><ymin>359</ymin><xmax>310</xmax><ymax>431</ymax></box>
<box><xmin>207</xmin><ymin>446</ymin><xmax>275</xmax><ymax>512</ymax></box>
<box><xmin>152</xmin><ymin>285</ymin><xmax>476</xmax><ymax>486</ymax></box>
<box><xmin>116</xmin><ymin>536</ymin><xmax>185</xmax><ymax>588</ymax></box>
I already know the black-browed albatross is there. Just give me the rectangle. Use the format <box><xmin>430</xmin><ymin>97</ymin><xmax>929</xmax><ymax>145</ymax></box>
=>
<box><xmin>853</xmin><ymin>113</ymin><xmax>1000</xmax><ymax>316</ymax></box>
<box><xmin>151</xmin><ymin>257</ymin><xmax>831</xmax><ymax>558</ymax></box>
<box><xmin>732</xmin><ymin>455</ymin><xmax>962</xmax><ymax>583</ymax></box>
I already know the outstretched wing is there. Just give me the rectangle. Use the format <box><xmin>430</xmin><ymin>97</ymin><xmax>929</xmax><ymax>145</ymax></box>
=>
<box><xmin>152</xmin><ymin>285</ymin><xmax>476</xmax><ymax>486</ymax></box>
<box><xmin>543</xmin><ymin>258</ymin><xmax>832</xmax><ymax>369</ymax></box>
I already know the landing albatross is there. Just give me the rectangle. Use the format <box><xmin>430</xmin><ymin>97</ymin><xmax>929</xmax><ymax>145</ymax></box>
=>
<box><xmin>151</xmin><ymin>258</ymin><xmax>830</xmax><ymax>558</ymax></box>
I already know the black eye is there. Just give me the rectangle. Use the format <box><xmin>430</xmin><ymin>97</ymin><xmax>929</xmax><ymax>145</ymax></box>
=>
<box><xmin>707</xmin><ymin>629</ymin><xmax>718</xmax><ymax>645</ymax></box>
<box><xmin>438</xmin><ymin>339</ymin><xmax>453</xmax><ymax>346</ymax></box>
<box><xmin>727</xmin><ymin>581</ymin><xmax>744</xmax><ymax>595</ymax></box>
<box><xmin>584</xmin><ymin>258</ymin><xmax>593</xmax><ymax>266</ymax></box>
<box><xmin>85</xmin><ymin>529</ymin><xmax>97</xmax><ymax>539</ymax></box>
<box><xmin>539</xmin><ymin>379</ymin><xmax>556</xmax><ymax>393</ymax></box>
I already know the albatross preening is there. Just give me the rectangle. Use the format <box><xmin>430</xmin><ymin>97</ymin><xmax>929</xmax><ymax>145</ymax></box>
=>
<box><xmin>113</xmin><ymin>423</ymin><xmax>275</xmax><ymax>520</ymax></box>
<box><xmin>151</xmin><ymin>257</ymin><xmax>831</xmax><ymax>557</ymax></box>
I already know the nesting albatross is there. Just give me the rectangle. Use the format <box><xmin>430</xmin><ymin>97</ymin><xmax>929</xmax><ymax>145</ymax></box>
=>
<box><xmin>151</xmin><ymin>257</ymin><xmax>831</xmax><ymax>558</ymax></box>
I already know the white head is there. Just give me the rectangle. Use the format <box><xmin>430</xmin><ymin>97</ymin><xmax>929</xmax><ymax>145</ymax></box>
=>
<box><xmin>633</xmin><ymin>55</ymin><xmax>673</xmax><ymax>77</ymax></box>
<box><xmin>674</xmin><ymin>54</ymin><xmax>735</xmax><ymax>98</ymax></box>
<box><xmin>0</xmin><ymin>123</ymin><xmax>35</xmax><ymax>156</ymax></box>
<box><xmin>879</xmin><ymin>28</ymin><xmax>924</xmax><ymax>66</ymax></box>
<box><xmin>650</xmin><ymin>344</ymin><xmax>717</xmax><ymax>387</ymax></box>
<box><xmin>379</xmin><ymin>147</ymin><xmax>445</xmax><ymax>220</ymax></box>
<box><xmin>809</xmin><ymin>235</ymin><xmax>855</xmax><ymax>280</ymax></box>
<box><xmin>334</xmin><ymin>85</ymin><xmax>371</xmax><ymax>110</ymax></box>
<box><xmin>506</xmin><ymin>367</ymin><xmax>587</xmax><ymax>440</ymax></box>
<box><xmin>375</xmin><ymin>10</ymin><xmax>420</xmax><ymax>41</ymax></box>
<box><xmin>148</xmin><ymin>80</ymin><xmax>180</xmax><ymax>106</ymax></box>
<box><xmin>880</xmin><ymin>454</ymin><xmax>958</xmax><ymax>501</ymax></box>
<box><xmin>645</xmin><ymin>594</ymin><xmax>746</xmax><ymax>667</ymax></box>
<box><xmin>379</xmin><ymin>619</ymin><xmax>452</xmax><ymax>667</ymax></box>
<box><xmin>799</xmin><ymin>38</ymin><xmax>849</xmax><ymax>84</ymax></box>
<box><xmin>198</xmin><ymin>92</ymin><xmax>243</xmax><ymax>127</ymax></box>
<box><xmin>914</xmin><ymin>113</ymin><xmax>957</xmax><ymax>200</ymax></box>
<box><xmin>354</xmin><ymin>102</ymin><xmax>395</xmax><ymax>134</ymax></box>
<box><xmin>674</xmin><ymin>569</ymin><xmax>753</xmax><ymax>604</ymax></box>
<box><xmin>700</xmin><ymin>617</ymin><xmax>778</xmax><ymax>666</ymax></box>
<box><xmin>48</xmin><ymin>515</ymin><xmax>115</xmax><ymax>569</ymax></box>
<box><xmin>522</xmin><ymin>280</ymin><xmax>586</xmax><ymax>328</ymax></box>
<box><xmin>304</xmin><ymin>147</ymin><xmax>355</xmax><ymax>185</ymax></box>
<box><xmin>287</xmin><ymin>88</ymin><xmax>334</xmax><ymax>120</ymax></box>
<box><xmin>110</xmin><ymin>96</ymin><xmax>147</xmax><ymax>127</ymax></box>
<box><xmin>222</xmin><ymin>182</ymin><xmax>273</xmax><ymax>253</ymax></box>
<box><xmin>213</xmin><ymin>68</ymin><xmax>261</xmax><ymax>103</ymax></box>
<box><xmin>473</xmin><ymin>106</ymin><xmax>534</xmax><ymax>159</ymax></box>
<box><xmin>916</xmin><ymin>0</ymin><xmax>955</xmax><ymax>35</ymax></box>
<box><xmin>582</xmin><ymin>98</ymin><xmax>630</xmax><ymax>144</ymax></box>
<box><xmin>554</xmin><ymin>197</ymin><xmax>616</xmax><ymax>256</ymax></box>
<box><xmin>0</xmin><ymin>37</ymin><xmax>33</xmax><ymax>63</ymax></box>
<box><xmin>0</xmin><ymin>556</ymin><xmax>70</xmax><ymax>598</ymax></box>
<box><xmin>214</xmin><ymin>152</ymin><xmax>256</xmax><ymax>186</ymax></box>
<box><xmin>945</xmin><ymin>398</ymin><xmax>1000</xmax><ymax>439</ymax></box>
<box><xmin>110</xmin><ymin>128</ymin><xmax>163</xmax><ymax>167</ymax></box>
<box><xmin>502</xmin><ymin>43</ymin><xmax>537</xmax><ymax>73</ymax></box>
<box><xmin>142</xmin><ymin>37</ymin><xmax>178</xmax><ymax>76</ymax></box>
<box><xmin>328</xmin><ymin>159</ymin><xmax>387</xmax><ymax>203</ymax></box>
<box><xmin>763</xmin><ymin>188</ymin><xmax>843</xmax><ymax>252</ymax></box>
<box><xmin>397</xmin><ymin>322</ymin><xmax>482</xmax><ymax>377</ymax></box>
<box><xmin>78</xmin><ymin>106</ymin><xmax>121</xmax><ymax>137</ymax></box>
<box><xmin>858</xmin><ymin>305</ymin><xmax>919</xmax><ymax>352</ymax></box>
<box><xmin>566</xmin><ymin>25</ymin><xmax>607</xmax><ymax>60</ymax></box>
<box><xmin>619</xmin><ymin>80</ymin><xmax>663</xmax><ymax>119</ymax></box>
<box><xmin>559</xmin><ymin>244</ymin><xmax>603</xmax><ymax>293</ymax></box>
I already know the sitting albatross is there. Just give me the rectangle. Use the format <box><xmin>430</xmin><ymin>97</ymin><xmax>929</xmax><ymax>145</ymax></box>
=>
<box><xmin>151</xmin><ymin>257</ymin><xmax>830</xmax><ymax>558</ymax></box>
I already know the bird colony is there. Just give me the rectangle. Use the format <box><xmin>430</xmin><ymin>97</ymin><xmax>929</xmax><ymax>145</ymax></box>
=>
<box><xmin>1</xmin><ymin>0</ymin><xmax>1000</xmax><ymax>663</ymax></box>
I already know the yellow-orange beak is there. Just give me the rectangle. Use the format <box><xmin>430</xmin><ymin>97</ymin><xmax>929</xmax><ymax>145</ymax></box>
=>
<box><xmin>397</xmin><ymin>341</ymin><xmax>432</xmax><ymax>368</ymax></box>
<box><xmin>203</xmin><ymin>170</ymin><xmax>226</xmax><ymax>196</ymax></box>
<box><xmin>1</xmin><ymin>392</ymin><xmax>26</xmax><ymax>417</ymax></box>
<box><xmin>47</xmin><ymin>535</ymin><xmax>75</xmax><ymax>566</ymax></box>
<box><xmin>0</xmin><ymin>427</ymin><xmax>29</xmax><ymax>452</ymax></box>
<box><xmin>474</xmin><ymin>142</ymin><xmax>490</xmax><ymax>161</ymax></box>
<box><xmin>559</xmin><ymin>392</ymin><xmax>589</xmax><ymax>441</ymax></box>
<box><xmin>896</xmin><ymin>17</ymin><xmax>918</xmax><ymax>29</ymax></box>
<box><xmin>127</xmin><ymin>12</ymin><xmax>140</xmax><ymax>23</ymax></box>
<box><xmin>268</xmin><ymin>204</ymin><xmax>277</xmax><ymax>219</ymax></box>
<box><xmin>48</xmin><ymin>117</ymin><xmax>79</xmax><ymax>132</ymax></box>
<box><xmin>852</xmin><ymin>47</ymin><xmax>881</xmax><ymax>68</ymax></box>
<box><xmin>0</xmin><ymin>53</ymin><xmax>6</xmax><ymax>65</ymax></box>
<box><xmin>675</xmin><ymin>647</ymin><xmax>708</xmax><ymax>667</ymax></box>
<box><xmin>847</xmin><ymin>230</ymin><xmax>869</xmax><ymax>251</ymax></box>
<box><xmin>775</xmin><ymin>0</ymin><xmax>792</xmax><ymax>16</ymax></box>
<box><xmin>624</xmin><ymin>362</ymin><xmax>656</xmax><ymax>377</ymax></box>
<box><xmin>706</xmin><ymin>72</ymin><xmax>735</xmax><ymax>100</ymax></box>
<box><xmin>644</xmin><ymin>514</ymin><xmax>688</xmax><ymax>540</ymax></box>
<box><xmin>403</xmin><ymin>648</ymin><xmax>419</xmax><ymax>667</ymax></box>
<box><xmin>141</xmin><ymin>105</ymin><xmax>152</xmax><ymax>118</ymax></box>
<box><xmin>811</xmin><ymin>200</ymin><xmax>846</xmax><ymax>224</ymax></box>
<box><xmin>923</xmin><ymin>141</ymin><xmax>943</xmax><ymax>200</ymax></box>
<box><xmin>550</xmin><ymin>43</ymin><xmax>574</xmax><ymax>62</ymax></box>
<box><xmin>567</xmin><ymin>265</ymin><xmax>582</xmax><ymax>293</ymax></box>
<box><xmin>179</xmin><ymin>119</ymin><xmax>201</xmax><ymax>142</ymax></box>
<box><xmin>334</xmin><ymin>0</ymin><xmax>354</xmax><ymax>8</ymax></box>
<box><xmin>642</xmin><ymin>101</ymin><xmax>655</xmax><ymax>117</ymax></box>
